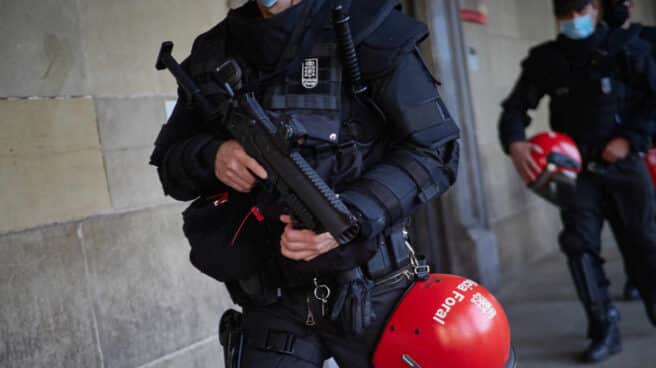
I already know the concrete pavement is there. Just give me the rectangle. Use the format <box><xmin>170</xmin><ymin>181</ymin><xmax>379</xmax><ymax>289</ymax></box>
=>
<box><xmin>498</xmin><ymin>244</ymin><xmax>656</xmax><ymax>368</ymax></box>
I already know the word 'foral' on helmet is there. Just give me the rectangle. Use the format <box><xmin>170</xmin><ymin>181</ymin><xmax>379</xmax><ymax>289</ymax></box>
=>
<box><xmin>645</xmin><ymin>148</ymin><xmax>656</xmax><ymax>187</ymax></box>
<box><xmin>372</xmin><ymin>274</ymin><xmax>516</xmax><ymax>368</ymax></box>
<box><xmin>526</xmin><ymin>131</ymin><xmax>582</xmax><ymax>208</ymax></box>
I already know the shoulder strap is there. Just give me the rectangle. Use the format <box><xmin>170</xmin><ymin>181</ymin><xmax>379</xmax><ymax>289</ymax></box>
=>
<box><xmin>348</xmin><ymin>0</ymin><xmax>400</xmax><ymax>45</ymax></box>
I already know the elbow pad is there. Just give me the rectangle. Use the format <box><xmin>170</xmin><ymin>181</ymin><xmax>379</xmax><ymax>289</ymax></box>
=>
<box><xmin>377</xmin><ymin>50</ymin><xmax>460</xmax><ymax>148</ymax></box>
<box><xmin>341</xmin><ymin>140</ymin><xmax>459</xmax><ymax>239</ymax></box>
<box><xmin>387</xmin><ymin>148</ymin><xmax>455</xmax><ymax>203</ymax></box>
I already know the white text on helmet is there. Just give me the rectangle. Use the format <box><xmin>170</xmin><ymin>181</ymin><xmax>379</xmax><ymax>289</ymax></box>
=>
<box><xmin>432</xmin><ymin>279</ymin><xmax>481</xmax><ymax>326</ymax></box>
<box><xmin>471</xmin><ymin>292</ymin><xmax>498</xmax><ymax>320</ymax></box>
<box><xmin>433</xmin><ymin>290</ymin><xmax>465</xmax><ymax>326</ymax></box>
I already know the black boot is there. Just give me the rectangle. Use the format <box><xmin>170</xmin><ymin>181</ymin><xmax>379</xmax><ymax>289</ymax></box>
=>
<box><xmin>643</xmin><ymin>291</ymin><xmax>656</xmax><ymax>326</ymax></box>
<box><xmin>585</xmin><ymin>306</ymin><xmax>619</xmax><ymax>340</ymax></box>
<box><xmin>647</xmin><ymin>304</ymin><xmax>656</xmax><ymax>326</ymax></box>
<box><xmin>581</xmin><ymin>307</ymin><xmax>622</xmax><ymax>363</ymax></box>
<box><xmin>623</xmin><ymin>280</ymin><xmax>640</xmax><ymax>301</ymax></box>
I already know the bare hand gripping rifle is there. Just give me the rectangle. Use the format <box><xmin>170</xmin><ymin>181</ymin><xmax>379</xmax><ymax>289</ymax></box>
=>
<box><xmin>156</xmin><ymin>42</ymin><xmax>360</xmax><ymax>245</ymax></box>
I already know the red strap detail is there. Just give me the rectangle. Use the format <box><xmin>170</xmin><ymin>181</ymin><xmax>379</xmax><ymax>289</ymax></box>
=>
<box><xmin>230</xmin><ymin>206</ymin><xmax>264</xmax><ymax>246</ymax></box>
<box><xmin>251</xmin><ymin>207</ymin><xmax>264</xmax><ymax>222</ymax></box>
<box><xmin>207</xmin><ymin>192</ymin><xmax>230</xmax><ymax>207</ymax></box>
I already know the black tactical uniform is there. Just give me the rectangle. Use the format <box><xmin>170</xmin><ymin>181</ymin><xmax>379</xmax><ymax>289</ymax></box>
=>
<box><xmin>640</xmin><ymin>25</ymin><xmax>656</xmax><ymax>59</ymax></box>
<box><xmin>602</xmin><ymin>0</ymin><xmax>656</xmax><ymax>60</ymax></box>
<box><xmin>605</xmin><ymin>21</ymin><xmax>656</xmax><ymax>301</ymax></box>
<box><xmin>150</xmin><ymin>1</ymin><xmax>460</xmax><ymax>367</ymax></box>
<box><xmin>499</xmin><ymin>24</ymin><xmax>656</xmax><ymax>362</ymax></box>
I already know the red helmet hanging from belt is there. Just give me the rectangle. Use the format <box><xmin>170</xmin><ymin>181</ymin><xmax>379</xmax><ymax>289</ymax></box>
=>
<box><xmin>526</xmin><ymin>132</ymin><xmax>582</xmax><ymax>207</ymax></box>
<box><xmin>372</xmin><ymin>274</ymin><xmax>516</xmax><ymax>368</ymax></box>
<box><xmin>645</xmin><ymin>148</ymin><xmax>656</xmax><ymax>187</ymax></box>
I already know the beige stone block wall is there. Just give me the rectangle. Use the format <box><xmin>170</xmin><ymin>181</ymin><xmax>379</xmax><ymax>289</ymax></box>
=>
<box><xmin>0</xmin><ymin>2</ymin><xmax>235</xmax><ymax>367</ymax></box>
<box><xmin>0</xmin><ymin>0</ymin><xmax>234</xmax><ymax>231</ymax></box>
<box><xmin>80</xmin><ymin>0</ymin><xmax>229</xmax><ymax>97</ymax></box>
<box><xmin>0</xmin><ymin>0</ymin><xmax>89</xmax><ymax>97</ymax></box>
<box><xmin>0</xmin><ymin>98</ymin><xmax>111</xmax><ymax>233</ymax></box>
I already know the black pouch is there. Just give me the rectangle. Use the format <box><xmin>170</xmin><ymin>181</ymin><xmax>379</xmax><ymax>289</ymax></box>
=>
<box><xmin>293</xmin><ymin>111</ymin><xmax>366</xmax><ymax>188</ymax></box>
<box><xmin>182</xmin><ymin>190</ymin><xmax>274</xmax><ymax>283</ymax></box>
<box><xmin>219</xmin><ymin>309</ymin><xmax>244</xmax><ymax>368</ymax></box>
<box><xmin>293</xmin><ymin>111</ymin><xmax>343</xmax><ymax>180</ymax></box>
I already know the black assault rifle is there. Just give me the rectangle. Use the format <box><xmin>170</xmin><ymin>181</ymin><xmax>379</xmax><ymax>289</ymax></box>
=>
<box><xmin>156</xmin><ymin>42</ymin><xmax>360</xmax><ymax>244</ymax></box>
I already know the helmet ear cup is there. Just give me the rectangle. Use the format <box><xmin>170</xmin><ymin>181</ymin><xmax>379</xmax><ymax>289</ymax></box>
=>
<box><xmin>547</xmin><ymin>151</ymin><xmax>581</xmax><ymax>170</ymax></box>
<box><xmin>526</xmin><ymin>132</ymin><xmax>582</xmax><ymax>207</ymax></box>
<box><xmin>372</xmin><ymin>274</ymin><xmax>513</xmax><ymax>368</ymax></box>
<box><xmin>527</xmin><ymin>131</ymin><xmax>582</xmax><ymax>184</ymax></box>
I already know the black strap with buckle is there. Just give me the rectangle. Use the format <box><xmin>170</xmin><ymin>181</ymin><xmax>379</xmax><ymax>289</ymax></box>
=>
<box><xmin>245</xmin><ymin>328</ymin><xmax>325</xmax><ymax>366</ymax></box>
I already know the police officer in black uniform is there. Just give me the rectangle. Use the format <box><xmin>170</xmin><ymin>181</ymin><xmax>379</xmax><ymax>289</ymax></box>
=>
<box><xmin>604</xmin><ymin>0</ymin><xmax>656</xmax><ymax>59</ymax></box>
<box><xmin>499</xmin><ymin>0</ymin><xmax>656</xmax><ymax>363</ymax></box>
<box><xmin>602</xmin><ymin>0</ymin><xmax>656</xmax><ymax>301</ymax></box>
<box><xmin>150</xmin><ymin>0</ymin><xmax>460</xmax><ymax>367</ymax></box>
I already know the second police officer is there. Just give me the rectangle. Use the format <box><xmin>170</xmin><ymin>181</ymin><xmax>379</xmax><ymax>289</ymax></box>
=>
<box><xmin>602</xmin><ymin>0</ymin><xmax>656</xmax><ymax>301</ymax></box>
<box><xmin>498</xmin><ymin>0</ymin><xmax>656</xmax><ymax>363</ymax></box>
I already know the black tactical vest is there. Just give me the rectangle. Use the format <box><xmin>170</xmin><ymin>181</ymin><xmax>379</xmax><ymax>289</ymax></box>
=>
<box><xmin>180</xmin><ymin>0</ymin><xmax>430</xmax><ymax>295</ymax></box>
<box><xmin>539</xmin><ymin>28</ymin><xmax>644</xmax><ymax>158</ymax></box>
<box><xmin>257</xmin><ymin>29</ymin><xmax>385</xmax><ymax>193</ymax></box>
<box><xmin>547</xmin><ymin>48</ymin><xmax>624</xmax><ymax>153</ymax></box>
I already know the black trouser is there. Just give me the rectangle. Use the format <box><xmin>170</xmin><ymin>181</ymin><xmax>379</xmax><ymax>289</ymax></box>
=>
<box><xmin>237</xmin><ymin>274</ymin><xmax>412</xmax><ymax>368</ymax></box>
<box><xmin>559</xmin><ymin>154</ymin><xmax>656</xmax><ymax>326</ymax></box>
<box><xmin>605</xmin><ymin>199</ymin><xmax>638</xmax><ymax>290</ymax></box>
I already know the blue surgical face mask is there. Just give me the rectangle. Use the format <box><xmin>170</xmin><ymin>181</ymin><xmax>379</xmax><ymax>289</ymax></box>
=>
<box><xmin>560</xmin><ymin>14</ymin><xmax>596</xmax><ymax>40</ymax></box>
<box><xmin>258</xmin><ymin>0</ymin><xmax>279</xmax><ymax>8</ymax></box>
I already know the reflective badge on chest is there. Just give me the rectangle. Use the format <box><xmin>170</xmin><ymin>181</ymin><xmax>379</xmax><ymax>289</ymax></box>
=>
<box><xmin>302</xmin><ymin>58</ymin><xmax>319</xmax><ymax>89</ymax></box>
<box><xmin>601</xmin><ymin>77</ymin><xmax>612</xmax><ymax>95</ymax></box>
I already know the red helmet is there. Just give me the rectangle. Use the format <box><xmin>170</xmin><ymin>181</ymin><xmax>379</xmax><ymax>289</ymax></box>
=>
<box><xmin>372</xmin><ymin>274</ymin><xmax>515</xmax><ymax>368</ymax></box>
<box><xmin>645</xmin><ymin>148</ymin><xmax>656</xmax><ymax>186</ymax></box>
<box><xmin>527</xmin><ymin>131</ymin><xmax>581</xmax><ymax>185</ymax></box>
<box><xmin>526</xmin><ymin>132</ymin><xmax>582</xmax><ymax>207</ymax></box>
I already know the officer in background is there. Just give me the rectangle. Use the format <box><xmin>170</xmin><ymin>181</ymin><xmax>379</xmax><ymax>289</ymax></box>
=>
<box><xmin>603</xmin><ymin>0</ymin><xmax>656</xmax><ymax>301</ymax></box>
<box><xmin>150</xmin><ymin>0</ymin><xmax>460</xmax><ymax>367</ymax></box>
<box><xmin>498</xmin><ymin>0</ymin><xmax>656</xmax><ymax>363</ymax></box>
<box><xmin>604</xmin><ymin>0</ymin><xmax>656</xmax><ymax>58</ymax></box>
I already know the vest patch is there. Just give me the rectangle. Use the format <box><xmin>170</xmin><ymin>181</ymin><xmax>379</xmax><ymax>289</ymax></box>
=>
<box><xmin>302</xmin><ymin>58</ymin><xmax>319</xmax><ymax>89</ymax></box>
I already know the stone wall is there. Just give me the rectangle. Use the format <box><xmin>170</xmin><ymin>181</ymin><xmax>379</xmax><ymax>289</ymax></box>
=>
<box><xmin>0</xmin><ymin>1</ymin><xmax>234</xmax><ymax>367</ymax></box>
